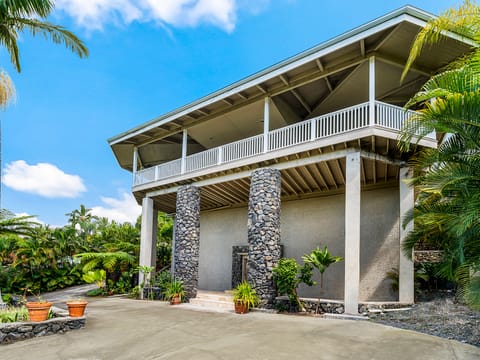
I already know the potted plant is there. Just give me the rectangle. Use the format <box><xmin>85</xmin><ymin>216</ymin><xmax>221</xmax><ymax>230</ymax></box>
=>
<box><xmin>66</xmin><ymin>298</ymin><xmax>88</xmax><ymax>317</ymax></box>
<box><xmin>26</xmin><ymin>297</ymin><xmax>52</xmax><ymax>322</ymax></box>
<box><xmin>164</xmin><ymin>280</ymin><xmax>185</xmax><ymax>305</ymax></box>
<box><xmin>232</xmin><ymin>281</ymin><xmax>259</xmax><ymax>314</ymax></box>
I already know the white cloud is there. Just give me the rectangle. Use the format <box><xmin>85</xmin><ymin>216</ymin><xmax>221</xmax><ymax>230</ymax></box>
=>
<box><xmin>55</xmin><ymin>0</ymin><xmax>238</xmax><ymax>32</ymax></box>
<box><xmin>90</xmin><ymin>192</ymin><xmax>141</xmax><ymax>224</ymax></box>
<box><xmin>15</xmin><ymin>212</ymin><xmax>46</xmax><ymax>226</ymax></box>
<box><xmin>3</xmin><ymin>160</ymin><xmax>87</xmax><ymax>198</ymax></box>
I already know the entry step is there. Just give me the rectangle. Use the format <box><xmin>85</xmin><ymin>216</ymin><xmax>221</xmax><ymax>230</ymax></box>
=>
<box><xmin>189</xmin><ymin>290</ymin><xmax>235</xmax><ymax>311</ymax></box>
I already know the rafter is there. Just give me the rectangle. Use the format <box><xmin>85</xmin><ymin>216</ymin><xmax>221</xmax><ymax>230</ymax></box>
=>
<box><xmin>222</xmin><ymin>98</ymin><xmax>234</xmax><ymax>106</ymax></box>
<box><xmin>291</xmin><ymin>89</ymin><xmax>312</xmax><ymax>113</ymax></box>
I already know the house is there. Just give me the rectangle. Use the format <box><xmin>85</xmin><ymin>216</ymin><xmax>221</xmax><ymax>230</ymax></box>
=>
<box><xmin>108</xmin><ymin>6</ymin><xmax>471</xmax><ymax>314</ymax></box>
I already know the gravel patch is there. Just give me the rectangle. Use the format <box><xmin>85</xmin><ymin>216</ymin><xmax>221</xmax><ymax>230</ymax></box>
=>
<box><xmin>369</xmin><ymin>291</ymin><xmax>480</xmax><ymax>347</ymax></box>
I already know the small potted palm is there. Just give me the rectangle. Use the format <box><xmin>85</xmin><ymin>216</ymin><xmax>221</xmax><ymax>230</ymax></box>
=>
<box><xmin>164</xmin><ymin>280</ymin><xmax>185</xmax><ymax>305</ymax></box>
<box><xmin>232</xmin><ymin>282</ymin><xmax>259</xmax><ymax>314</ymax></box>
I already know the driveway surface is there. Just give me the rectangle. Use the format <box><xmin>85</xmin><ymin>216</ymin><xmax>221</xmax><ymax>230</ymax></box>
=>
<box><xmin>3</xmin><ymin>297</ymin><xmax>479</xmax><ymax>360</ymax></box>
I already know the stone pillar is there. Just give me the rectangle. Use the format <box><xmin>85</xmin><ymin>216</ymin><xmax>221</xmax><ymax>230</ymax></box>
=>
<box><xmin>139</xmin><ymin>197</ymin><xmax>157</xmax><ymax>295</ymax></box>
<box><xmin>247</xmin><ymin>168</ymin><xmax>282</xmax><ymax>307</ymax></box>
<box><xmin>174</xmin><ymin>185</ymin><xmax>200</xmax><ymax>300</ymax></box>
<box><xmin>399</xmin><ymin>167</ymin><xmax>414</xmax><ymax>303</ymax></box>
<box><xmin>344</xmin><ymin>152</ymin><xmax>361</xmax><ymax>314</ymax></box>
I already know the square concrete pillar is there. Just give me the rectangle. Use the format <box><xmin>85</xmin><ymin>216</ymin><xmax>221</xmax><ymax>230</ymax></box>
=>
<box><xmin>344</xmin><ymin>152</ymin><xmax>361</xmax><ymax>314</ymax></box>
<box><xmin>399</xmin><ymin>167</ymin><xmax>414</xmax><ymax>303</ymax></box>
<box><xmin>139</xmin><ymin>197</ymin><xmax>157</xmax><ymax>294</ymax></box>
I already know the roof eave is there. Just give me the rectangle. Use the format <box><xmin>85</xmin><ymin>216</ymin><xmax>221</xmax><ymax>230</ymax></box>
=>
<box><xmin>108</xmin><ymin>6</ymin><xmax>439</xmax><ymax>146</ymax></box>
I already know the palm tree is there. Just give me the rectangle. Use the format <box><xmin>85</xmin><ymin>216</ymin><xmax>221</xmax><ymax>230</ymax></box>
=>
<box><xmin>0</xmin><ymin>0</ymin><xmax>88</xmax><ymax>208</ymax></box>
<box><xmin>0</xmin><ymin>70</ymin><xmax>15</xmax><ymax>207</ymax></box>
<box><xmin>302</xmin><ymin>246</ymin><xmax>343</xmax><ymax>313</ymax></box>
<box><xmin>400</xmin><ymin>0</ymin><xmax>480</xmax><ymax>308</ymax></box>
<box><xmin>0</xmin><ymin>0</ymin><xmax>89</xmax><ymax>73</ymax></box>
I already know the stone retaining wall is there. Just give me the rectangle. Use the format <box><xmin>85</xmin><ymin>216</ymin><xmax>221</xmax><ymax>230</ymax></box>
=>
<box><xmin>0</xmin><ymin>316</ymin><xmax>85</xmax><ymax>345</ymax></box>
<box><xmin>275</xmin><ymin>297</ymin><xmax>412</xmax><ymax>314</ymax></box>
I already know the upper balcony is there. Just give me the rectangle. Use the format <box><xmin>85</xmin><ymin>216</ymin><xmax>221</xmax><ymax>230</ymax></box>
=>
<box><xmin>133</xmin><ymin>100</ymin><xmax>435</xmax><ymax>190</ymax></box>
<box><xmin>108</xmin><ymin>6</ymin><xmax>471</xmax><ymax>208</ymax></box>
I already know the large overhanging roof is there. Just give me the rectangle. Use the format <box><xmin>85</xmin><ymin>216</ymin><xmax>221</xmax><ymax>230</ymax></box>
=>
<box><xmin>108</xmin><ymin>5</ymin><xmax>473</xmax><ymax>171</ymax></box>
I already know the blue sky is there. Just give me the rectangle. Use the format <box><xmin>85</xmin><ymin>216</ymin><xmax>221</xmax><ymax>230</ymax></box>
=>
<box><xmin>1</xmin><ymin>0</ymin><xmax>461</xmax><ymax>226</ymax></box>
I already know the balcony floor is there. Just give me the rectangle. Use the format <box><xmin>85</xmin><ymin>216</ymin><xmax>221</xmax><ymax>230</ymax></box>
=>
<box><xmin>135</xmin><ymin>134</ymin><xmax>410</xmax><ymax>213</ymax></box>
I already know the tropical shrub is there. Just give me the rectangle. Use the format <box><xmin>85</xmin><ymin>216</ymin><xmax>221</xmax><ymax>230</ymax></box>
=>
<box><xmin>272</xmin><ymin>258</ymin><xmax>314</xmax><ymax>311</ymax></box>
<box><xmin>400</xmin><ymin>0</ymin><xmax>480</xmax><ymax>309</ymax></box>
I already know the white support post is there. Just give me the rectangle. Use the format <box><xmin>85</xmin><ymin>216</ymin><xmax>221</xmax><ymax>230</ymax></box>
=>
<box><xmin>399</xmin><ymin>167</ymin><xmax>415</xmax><ymax>303</ymax></box>
<box><xmin>139</xmin><ymin>197</ymin><xmax>155</xmax><ymax>299</ymax></box>
<box><xmin>344</xmin><ymin>151</ymin><xmax>361</xmax><ymax>314</ymax></box>
<box><xmin>132</xmin><ymin>147</ymin><xmax>138</xmax><ymax>185</ymax></box>
<box><xmin>181</xmin><ymin>129</ymin><xmax>188</xmax><ymax>174</ymax></box>
<box><xmin>263</xmin><ymin>97</ymin><xmax>270</xmax><ymax>153</ymax></box>
<box><xmin>369</xmin><ymin>56</ymin><xmax>376</xmax><ymax>126</ymax></box>
<box><xmin>217</xmin><ymin>146</ymin><xmax>223</xmax><ymax>165</ymax></box>
<box><xmin>310</xmin><ymin>118</ymin><xmax>317</xmax><ymax>141</ymax></box>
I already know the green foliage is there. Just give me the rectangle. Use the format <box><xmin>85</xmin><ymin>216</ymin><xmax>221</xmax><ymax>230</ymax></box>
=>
<box><xmin>154</xmin><ymin>270</ymin><xmax>172</xmax><ymax>294</ymax></box>
<box><xmin>0</xmin><ymin>205</ymin><xmax>172</xmax><ymax>297</ymax></box>
<box><xmin>86</xmin><ymin>288</ymin><xmax>107</xmax><ymax>297</ymax></box>
<box><xmin>303</xmin><ymin>246</ymin><xmax>343</xmax><ymax>313</ymax></box>
<box><xmin>82</xmin><ymin>270</ymin><xmax>106</xmax><ymax>288</ymax></box>
<box><xmin>0</xmin><ymin>306</ymin><xmax>28</xmax><ymax>323</ymax></box>
<box><xmin>164</xmin><ymin>280</ymin><xmax>185</xmax><ymax>302</ymax></box>
<box><xmin>272</xmin><ymin>258</ymin><xmax>314</xmax><ymax>311</ymax></box>
<box><xmin>400</xmin><ymin>1</ymin><xmax>480</xmax><ymax>309</ymax></box>
<box><xmin>0</xmin><ymin>0</ymin><xmax>89</xmax><ymax>73</ymax></box>
<box><xmin>76</xmin><ymin>251</ymin><xmax>136</xmax><ymax>273</ymax></box>
<box><xmin>232</xmin><ymin>282</ymin><xmax>259</xmax><ymax>309</ymax></box>
<box><xmin>302</xmin><ymin>246</ymin><xmax>343</xmax><ymax>274</ymax></box>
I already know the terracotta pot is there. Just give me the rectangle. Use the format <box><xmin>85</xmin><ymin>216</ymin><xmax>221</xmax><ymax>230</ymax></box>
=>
<box><xmin>170</xmin><ymin>296</ymin><xmax>181</xmax><ymax>305</ymax></box>
<box><xmin>66</xmin><ymin>301</ymin><xmax>88</xmax><ymax>317</ymax></box>
<box><xmin>26</xmin><ymin>302</ymin><xmax>52</xmax><ymax>322</ymax></box>
<box><xmin>234</xmin><ymin>301</ymin><xmax>249</xmax><ymax>314</ymax></box>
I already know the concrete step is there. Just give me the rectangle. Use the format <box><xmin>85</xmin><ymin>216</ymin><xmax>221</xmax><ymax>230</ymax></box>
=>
<box><xmin>195</xmin><ymin>290</ymin><xmax>234</xmax><ymax>302</ymax></box>
<box><xmin>189</xmin><ymin>290</ymin><xmax>235</xmax><ymax>311</ymax></box>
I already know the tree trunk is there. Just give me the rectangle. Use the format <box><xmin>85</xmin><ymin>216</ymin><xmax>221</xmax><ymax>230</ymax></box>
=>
<box><xmin>316</xmin><ymin>273</ymin><xmax>324</xmax><ymax>314</ymax></box>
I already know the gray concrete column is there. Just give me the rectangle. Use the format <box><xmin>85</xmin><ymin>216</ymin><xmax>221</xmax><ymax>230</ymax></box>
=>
<box><xmin>399</xmin><ymin>167</ymin><xmax>414</xmax><ymax>303</ymax></box>
<box><xmin>174</xmin><ymin>185</ymin><xmax>200</xmax><ymax>300</ymax></box>
<box><xmin>247</xmin><ymin>168</ymin><xmax>282</xmax><ymax>307</ymax></box>
<box><xmin>139</xmin><ymin>197</ymin><xmax>157</xmax><ymax>293</ymax></box>
<box><xmin>344</xmin><ymin>152</ymin><xmax>361</xmax><ymax>314</ymax></box>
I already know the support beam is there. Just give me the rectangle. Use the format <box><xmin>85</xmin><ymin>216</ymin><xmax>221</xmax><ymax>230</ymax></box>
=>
<box><xmin>291</xmin><ymin>89</ymin><xmax>312</xmax><ymax>113</ymax></box>
<box><xmin>139</xmin><ymin>197</ymin><xmax>157</xmax><ymax>298</ymax></box>
<box><xmin>369</xmin><ymin>56</ymin><xmax>375</xmax><ymax>126</ymax></box>
<box><xmin>344</xmin><ymin>152</ymin><xmax>361</xmax><ymax>314</ymax></box>
<box><xmin>399</xmin><ymin>167</ymin><xmax>414</xmax><ymax>303</ymax></box>
<box><xmin>264</xmin><ymin>97</ymin><xmax>270</xmax><ymax>153</ymax></box>
<box><xmin>132</xmin><ymin>147</ymin><xmax>138</xmax><ymax>184</ymax></box>
<box><xmin>181</xmin><ymin>129</ymin><xmax>188</xmax><ymax>174</ymax></box>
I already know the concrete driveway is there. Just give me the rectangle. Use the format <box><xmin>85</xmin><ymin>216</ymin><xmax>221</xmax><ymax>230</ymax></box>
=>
<box><xmin>3</xmin><ymin>297</ymin><xmax>479</xmax><ymax>360</ymax></box>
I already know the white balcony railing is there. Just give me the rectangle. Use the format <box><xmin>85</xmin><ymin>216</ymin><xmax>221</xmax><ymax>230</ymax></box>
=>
<box><xmin>134</xmin><ymin>101</ymin><xmax>434</xmax><ymax>186</ymax></box>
